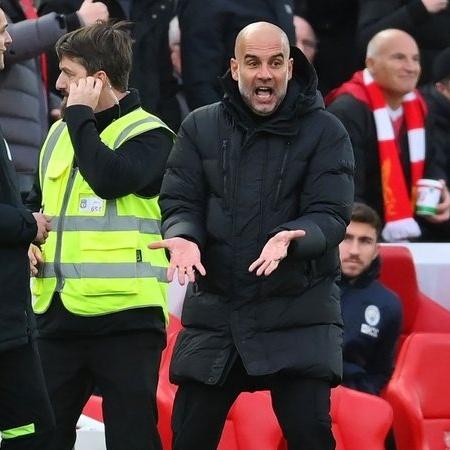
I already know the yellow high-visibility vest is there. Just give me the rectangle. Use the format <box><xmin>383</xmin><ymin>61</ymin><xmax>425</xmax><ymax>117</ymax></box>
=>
<box><xmin>32</xmin><ymin>107</ymin><xmax>173</xmax><ymax>321</ymax></box>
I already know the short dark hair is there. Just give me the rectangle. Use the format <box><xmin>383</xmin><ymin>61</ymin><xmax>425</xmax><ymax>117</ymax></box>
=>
<box><xmin>351</xmin><ymin>202</ymin><xmax>382</xmax><ymax>238</ymax></box>
<box><xmin>56</xmin><ymin>21</ymin><xmax>132</xmax><ymax>91</ymax></box>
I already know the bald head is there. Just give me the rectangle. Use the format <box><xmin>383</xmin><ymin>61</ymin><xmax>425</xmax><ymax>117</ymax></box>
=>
<box><xmin>366</xmin><ymin>29</ymin><xmax>418</xmax><ymax>59</ymax></box>
<box><xmin>230</xmin><ymin>21</ymin><xmax>293</xmax><ymax>117</ymax></box>
<box><xmin>234</xmin><ymin>22</ymin><xmax>290</xmax><ymax>60</ymax></box>
<box><xmin>365</xmin><ymin>29</ymin><xmax>421</xmax><ymax>108</ymax></box>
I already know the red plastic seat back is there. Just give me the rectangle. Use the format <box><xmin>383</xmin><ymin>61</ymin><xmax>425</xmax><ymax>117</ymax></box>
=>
<box><xmin>331</xmin><ymin>386</ymin><xmax>392</xmax><ymax>450</ymax></box>
<box><xmin>379</xmin><ymin>245</ymin><xmax>420</xmax><ymax>336</ymax></box>
<box><xmin>386</xmin><ymin>333</ymin><xmax>450</xmax><ymax>450</ymax></box>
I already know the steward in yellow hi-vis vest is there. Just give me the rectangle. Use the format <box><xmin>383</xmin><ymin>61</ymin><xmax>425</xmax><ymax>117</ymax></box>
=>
<box><xmin>33</xmin><ymin>106</ymin><xmax>172</xmax><ymax>320</ymax></box>
<box><xmin>25</xmin><ymin>22</ymin><xmax>176</xmax><ymax>450</ymax></box>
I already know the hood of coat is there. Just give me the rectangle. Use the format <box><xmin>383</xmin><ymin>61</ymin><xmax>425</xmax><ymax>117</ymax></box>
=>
<box><xmin>220</xmin><ymin>46</ymin><xmax>324</xmax><ymax>135</ymax></box>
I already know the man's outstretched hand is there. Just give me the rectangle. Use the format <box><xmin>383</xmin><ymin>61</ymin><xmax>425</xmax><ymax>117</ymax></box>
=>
<box><xmin>248</xmin><ymin>230</ymin><xmax>306</xmax><ymax>276</ymax></box>
<box><xmin>148</xmin><ymin>237</ymin><xmax>206</xmax><ymax>285</ymax></box>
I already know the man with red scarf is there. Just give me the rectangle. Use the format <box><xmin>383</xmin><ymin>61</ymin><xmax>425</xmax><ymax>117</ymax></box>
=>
<box><xmin>327</xmin><ymin>29</ymin><xmax>450</xmax><ymax>242</ymax></box>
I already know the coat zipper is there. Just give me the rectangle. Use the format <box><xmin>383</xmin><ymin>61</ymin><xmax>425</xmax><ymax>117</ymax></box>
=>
<box><xmin>221</xmin><ymin>139</ymin><xmax>230</xmax><ymax>209</ymax></box>
<box><xmin>273</xmin><ymin>140</ymin><xmax>291</xmax><ymax>209</ymax></box>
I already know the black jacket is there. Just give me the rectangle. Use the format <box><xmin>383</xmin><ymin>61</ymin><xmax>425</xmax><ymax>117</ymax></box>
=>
<box><xmin>0</xmin><ymin>128</ymin><xmax>38</xmax><ymax>352</ymax></box>
<box><xmin>160</xmin><ymin>47</ymin><xmax>355</xmax><ymax>386</ymax></box>
<box><xmin>327</xmin><ymin>92</ymin><xmax>448</xmax><ymax>239</ymax></box>
<box><xmin>357</xmin><ymin>0</ymin><xmax>450</xmax><ymax>84</ymax></box>
<box><xmin>421</xmin><ymin>84</ymin><xmax>450</xmax><ymax>241</ymax></box>
<box><xmin>177</xmin><ymin>0</ymin><xmax>296</xmax><ymax>109</ymax></box>
<box><xmin>340</xmin><ymin>258</ymin><xmax>402</xmax><ymax>395</ymax></box>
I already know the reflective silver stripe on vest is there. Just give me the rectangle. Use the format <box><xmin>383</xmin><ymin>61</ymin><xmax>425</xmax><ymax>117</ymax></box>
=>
<box><xmin>51</xmin><ymin>215</ymin><xmax>161</xmax><ymax>234</ymax></box>
<box><xmin>51</xmin><ymin>197</ymin><xmax>161</xmax><ymax>233</ymax></box>
<box><xmin>40</xmin><ymin>262</ymin><xmax>167</xmax><ymax>282</ymax></box>
<box><xmin>113</xmin><ymin>117</ymin><xmax>167</xmax><ymax>149</ymax></box>
<box><xmin>40</xmin><ymin>122</ymin><xmax>66</xmax><ymax>183</ymax></box>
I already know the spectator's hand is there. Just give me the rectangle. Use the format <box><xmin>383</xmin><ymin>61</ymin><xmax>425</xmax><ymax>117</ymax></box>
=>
<box><xmin>66</xmin><ymin>77</ymin><xmax>103</xmax><ymax>110</ymax></box>
<box><xmin>248</xmin><ymin>229</ymin><xmax>305</xmax><ymax>276</ymax></box>
<box><xmin>424</xmin><ymin>181</ymin><xmax>450</xmax><ymax>223</ymax></box>
<box><xmin>148</xmin><ymin>237</ymin><xmax>206</xmax><ymax>285</ymax></box>
<box><xmin>50</xmin><ymin>108</ymin><xmax>62</xmax><ymax>121</ymax></box>
<box><xmin>422</xmin><ymin>0</ymin><xmax>448</xmax><ymax>13</ymax></box>
<box><xmin>382</xmin><ymin>218</ymin><xmax>421</xmax><ymax>242</ymax></box>
<box><xmin>28</xmin><ymin>244</ymin><xmax>44</xmax><ymax>277</ymax></box>
<box><xmin>77</xmin><ymin>0</ymin><xmax>109</xmax><ymax>26</ymax></box>
<box><xmin>32</xmin><ymin>212</ymin><xmax>52</xmax><ymax>244</ymax></box>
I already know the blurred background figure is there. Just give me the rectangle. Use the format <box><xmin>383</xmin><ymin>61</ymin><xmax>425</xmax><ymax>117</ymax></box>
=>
<box><xmin>357</xmin><ymin>0</ymin><xmax>450</xmax><ymax>84</ymax></box>
<box><xmin>421</xmin><ymin>46</ymin><xmax>450</xmax><ymax>240</ymax></box>
<box><xmin>293</xmin><ymin>15</ymin><xmax>317</xmax><ymax>63</ymax></box>
<box><xmin>294</xmin><ymin>0</ymin><xmax>360</xmax><ymax>95</ymax></box>
<box><xmin>163</xmin><ymin>15</ymin><xmax>190</xmax><ymax>131</ymax></box>
<box><xmin>327</xmin><ymin>29</ymin><xmax>450</xmax><ymax>242</ymax></box>
<box><xmin>176</xmin><ymin>0</ymin><xmax>296</xmax><ymax>110</ymax></box>
<box><xmin>0</xmin><ymin>0</ymin><xmax>108</xmax><ymax>200</ymax></box>
<box><xmin>38</xmin><ymin>0</ymin><xmax>177</xmax><ymax>128</ymax></box>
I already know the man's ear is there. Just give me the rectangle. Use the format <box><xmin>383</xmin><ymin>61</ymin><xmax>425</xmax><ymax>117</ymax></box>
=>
<box><xmin>366</xmin><ymin>57</ymin><xmax>375</xmax><ymax>74</ymax></box>
<box><xmin>92</xmin><ymin>70</ymin><xmax>108</xmax><ymax>86</ymax></box>
<box><xmin>230</xmin><ymin>58</ymin><xmax>239</xmax><ymax>81</ymax></box>
<box><xmin>373</xmin><ymin>242</ymin><xmax>380</xmax><ymax>261</ymax></box>
<box><xmin>435</xmin><ymin>81</ymin><xmax>446</xmax><ymax>95</ymax></box>
<box><xmin>288</xmin><ymin>57</ymin><xmax>293</xmax><ymax>80</ymax></box>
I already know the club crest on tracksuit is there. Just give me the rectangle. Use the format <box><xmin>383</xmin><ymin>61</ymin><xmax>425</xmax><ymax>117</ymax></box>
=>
<box><xmin>360</xmin><ymin>305</ymin><xmax>381</xmax><ymax>338</ymax></box>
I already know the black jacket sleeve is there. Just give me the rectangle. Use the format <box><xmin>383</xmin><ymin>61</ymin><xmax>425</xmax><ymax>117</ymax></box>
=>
<box><xmin>158</xmin><ymin>112</ymin><xmax>207</xmax><ymax>248</ymax></box>
<box><xmin>64</xmin><ymin>105</ymin><xmax>173</xmax><ymax>199</ymax></box>
<box><xmin>0</xmin><ymin>204</ymin><xmax>37</xmax><ymax>246</ymax></box>
<box><xmin>271</xmin><ymin>112</ymin><xmax>355</xmax><ymax>260</ymax></box>
<box><xmin>327</xmin><ymin>95</ymin><xmax>371</xmax><ymax>204</ymax></box>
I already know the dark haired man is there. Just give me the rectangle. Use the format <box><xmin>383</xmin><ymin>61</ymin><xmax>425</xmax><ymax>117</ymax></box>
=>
<box><xmin>0</xmin><ymin>8</ymin><xmax>54</xmax><ymax>449</ymax></box>
<box><xmin>26</xmin><ymin>21</ymin><xmax>174</xmax><ymax>450</ymax></box>
<box><xmin>150</xmin><ymin>21</ymin><xmax>354</xmax><ymax>450</ymax></box>
<box><xmin>339</xmin><ymin>203</ymin><xmax>402</xmax><ymax>395</ymax></box>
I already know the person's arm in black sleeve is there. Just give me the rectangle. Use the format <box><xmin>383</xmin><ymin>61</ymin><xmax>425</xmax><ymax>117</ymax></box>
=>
<box><xmin>424</xmin><ymin>114</ymin><xmax>448</xmax><ymax>182</ymax></box>
<box><xmin>357</xmin><ymin>0</ymin><xmax>430</xmax><ymax>51</ymax></box>
<box><xmin>270</xmin><ymin>112</ymin><xmax>355</xmax><ymax>260</ymax></box>
<box><xmin>24</xmin><ymin>171</ymin><xmax>43</xmax><ymax>213</ymax></box>
<box><xmin>178</xmin><ymin>0</ymin><xmax>226</xmax><ymax>109</ymax></box>
<box><xmin>158</xmin><ymin>112</ymin><xmax>207</xmax><ymax>249</ymax></box>
<box><xmin>64</xmin><ymin>105</ymin><xmax>173</xmax><ymax>199</ymax></box>
<box><xmin>328</xmin><ymin>96</ymin><xmax>369</xmax><ymax>204</ymax></box>
<box><xmin>0</xmin><ymin>203</ymin><xmax>37</xmax><ymax>246</ymax></box>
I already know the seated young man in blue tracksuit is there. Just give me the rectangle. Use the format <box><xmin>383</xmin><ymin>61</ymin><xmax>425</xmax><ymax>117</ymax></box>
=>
<box><xmin>339</xmin><ymin>202</ymin><xmax>403</xmax><ymax>395</ymax></box>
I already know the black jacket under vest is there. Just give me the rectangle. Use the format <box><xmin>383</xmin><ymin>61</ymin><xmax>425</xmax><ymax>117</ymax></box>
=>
<box><xmin>0</xmin><ymin>127</ymin><xmax>38</xmax><ymax>352</ymax></box>
<box><xmin>160</xmin><ymin>47</ymin><xmax>355</xmax><ymax>386</ymax></box>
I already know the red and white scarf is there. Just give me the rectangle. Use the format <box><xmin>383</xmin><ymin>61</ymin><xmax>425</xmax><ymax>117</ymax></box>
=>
<box><xmin>362</xmin><ymin>69</ymin><xmax>425</xmax><ymax>224</ymax></box>
<box><xmin>327</xmin><ymin>69</ymin><xmax>426</xmax><ymax>231</ymax></box>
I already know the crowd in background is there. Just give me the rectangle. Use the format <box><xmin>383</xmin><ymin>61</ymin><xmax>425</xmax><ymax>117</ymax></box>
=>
<box><xmin>1</xmin><ymin>0</ymin><xmax>450</xmax><ymax>241</ymax></box>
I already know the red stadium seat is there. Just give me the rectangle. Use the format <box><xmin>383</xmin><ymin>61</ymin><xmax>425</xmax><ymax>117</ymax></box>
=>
<box><xmin>385</xmin><ymin>333</ymin><xmax>450</xmax><ymax>450</ymax></box>
<box><xmin>157</xmin><ymin>314</ymin><xmax>182</xmax><ymax>450</ymax></box>
<box><xmin>221</xmin><ymin>386</ymin><xmax>392</xmax><ymax>450</ymax></box>
<box><xmin>379</xmin><ymin>245</ymin><xmax>450</xmax><ymax>348</ymax></box>
<box><xmin>330</xmin><ymin>386</ymin><xmax>392</xmax><ymax>450</ymax></box>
